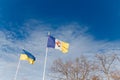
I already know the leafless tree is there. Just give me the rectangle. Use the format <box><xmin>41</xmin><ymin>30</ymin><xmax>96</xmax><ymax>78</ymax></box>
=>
<box><xmin>50</xmin><ymin>58</ymin><xmax>72</xmax><ymax>80</ymax></box>
<box><xmin>50</xmin><ymin>55</ymin><xmax>97</xmax><ymax>80</ymax></box>
<box><xmin>78</xmin><ymin>55</ymin><xmax>96</xmax><ymax>80</ymax></box>
<box><xmin>95</xmin><ymin>54</ymin><xmax>117</xmax><ymax>80</ymax></box>
<box><xmin>110</xmin><ymin>70</ymin><xmax>120</xmax><ymax>80</ymax></box>
<box><xmin>91</xmin><ymin>75</ymin><xmax>100</xmax><ymax>80</ymax></box>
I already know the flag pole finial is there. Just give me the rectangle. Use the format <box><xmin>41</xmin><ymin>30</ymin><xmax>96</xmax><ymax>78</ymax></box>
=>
<box><xmin>48</xmin><ymin>32</ymin><xmax>50</xmax><ymax>36</ymax></box>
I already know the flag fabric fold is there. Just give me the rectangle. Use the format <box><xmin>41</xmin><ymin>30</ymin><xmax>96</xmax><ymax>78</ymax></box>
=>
<box><xmin>20</xmin><ymin>49</ymin><xmax>36</xmax><ymax>64</ymax></box>
<box><xmin>47</xmin><ymin>35</ymin><xmax>69</xmax><ymax>53</ymax></box>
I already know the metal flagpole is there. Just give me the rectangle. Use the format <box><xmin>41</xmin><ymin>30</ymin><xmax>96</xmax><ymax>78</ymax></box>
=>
<box><xmin>14</xmin><ymin>55</ymin><xmax>21</xmax><ymax>80</ymax></box>
<box><xmin>42</xmin><ymin>32</ymin><xmax>50</xmax><ymax>80</ymax></box>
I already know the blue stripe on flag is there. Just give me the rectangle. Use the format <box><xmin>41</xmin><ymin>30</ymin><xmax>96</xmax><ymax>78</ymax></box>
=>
<box><xmin>47</xmin><ymin>36</ymin><xmax>55</xmax><ymax>48</ymax></box>
<box><xmin>22</xmin><ymin>49</ymin><xmax>36</xmax><ymax>61</ymax></box>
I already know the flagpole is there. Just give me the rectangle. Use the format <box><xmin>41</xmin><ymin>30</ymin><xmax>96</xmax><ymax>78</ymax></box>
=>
<box><xmin>14</xmin><ymin>55</ymin><xmax>21</xmax><ymax>80</ymax></box>
<box><xmin>42</xmin><ymin>32</ymin><xmax>50</xmax><ymax>80</ymax></box>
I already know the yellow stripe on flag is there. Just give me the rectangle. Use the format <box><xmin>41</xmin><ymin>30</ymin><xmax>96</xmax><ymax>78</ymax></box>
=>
<box><xmin>20</xmin><ymin>54</ymin><xmax>28</xmax><ymax>60</ymax></box>
<box><xmin>20</xmin><ymin>54</ymin><xmax>35</xmax><ymax>64</ymax></box>
<box><xmin>61</xmin><ymin>41</ymin><xmax>69</xmax><ymax>53</ymax></box>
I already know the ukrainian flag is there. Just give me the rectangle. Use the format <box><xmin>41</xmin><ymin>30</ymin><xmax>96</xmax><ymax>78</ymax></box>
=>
<box><xmin>20</xmin><ymin>49</ymin><xmax>36</xmax><ymax>64</ymax></box>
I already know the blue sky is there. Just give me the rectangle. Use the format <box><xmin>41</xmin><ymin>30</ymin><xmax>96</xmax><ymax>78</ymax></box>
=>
<box><xmin>0</xmin><ymin>0</ymin><xmax>120</xmax><ymax>80</ymax></box>
<box><xmin>0</xmin><ymin>0</ymin><xmax>120</xmax><ymax>40</ymax></box>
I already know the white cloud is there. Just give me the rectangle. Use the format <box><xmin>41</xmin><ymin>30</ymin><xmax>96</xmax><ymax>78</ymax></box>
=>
<box><xmin>0</xmin><ymin>20</ymin><xmax>120</xmax><ymax>80</ymax></box>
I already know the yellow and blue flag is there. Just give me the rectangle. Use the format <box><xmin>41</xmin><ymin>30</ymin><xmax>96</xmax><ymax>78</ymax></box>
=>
<box><xmin>20</xmin><ymin>49</ymin><xmax>36</xmax><ymax>64</ymax></box>
<box><xmin>47</xmin><ymin>35</ymin><xmax>69</xmax><ymax>53</ymax></box>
